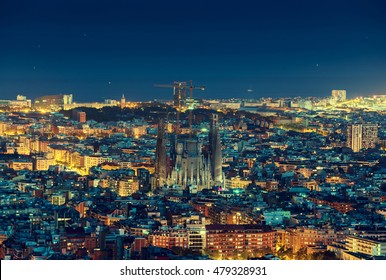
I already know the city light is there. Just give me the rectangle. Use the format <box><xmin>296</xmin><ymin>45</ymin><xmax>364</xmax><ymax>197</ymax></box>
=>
<box><xmin>2</xmin><ymin>91</ymin><xmax>385</xmax><ymax>261</ymax></box>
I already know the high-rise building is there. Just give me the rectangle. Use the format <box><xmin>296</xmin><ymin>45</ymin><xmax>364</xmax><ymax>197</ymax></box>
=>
<box><xmin>137</xmin><ymin>168</ymin><xmax>150</xmax><ymax>191</ymax></box>
<box><xmin>77</xmin><ymin>111</ymin><xmax>86</xmax><ymax>123</ymax></box>
<box><xmin>120</xmin><ymin>94</ymin><xmax>126</xmax><ymax>109</ymax></box>
<box><xmin>34</xmin><ymin>94</ymin><xmax>72</xmax><ymax>110</ymax></box>
<box><xmin>362</xmin><ymin>124</ymin><xmax>378</xmax><ymax>150</ymax></box>
<box><xmin>16</xmin><ymin>95</ymin><xmax>26</xmax><ymax>101</ymax></box>
<box><xmin>63</xmin><ymin>94</ymin><xmax>73</xmax><ymax>105</ymax></box>
<box><xmin>347</xmin><ymin>124</ymin><xmax>363</xmax><ymax>152</ymax></box>
<box><xmin>0</xmin><ymin>95</ymin><xmax>32</xmax><ymax>108</ymax></box>
<box><xmin>72</xmin><ymin>109</ymin><xmax>86</xmax><ymax>123</ymax></box>
<box><xmin>347</xmin><ymin>123</ymin><xmax>378</xmax><ymax>152</ymax></box>
<box><xmin>332</xmin><ymin>90</ymin><xmax>346</xmax><ymax>102</ymax></box>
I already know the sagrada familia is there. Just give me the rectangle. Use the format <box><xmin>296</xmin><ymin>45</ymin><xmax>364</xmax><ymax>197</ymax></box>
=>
<box><xmin>154</xmin><ymin>114</ymin><xmax>224</xmax><ymax>191</ymax></box>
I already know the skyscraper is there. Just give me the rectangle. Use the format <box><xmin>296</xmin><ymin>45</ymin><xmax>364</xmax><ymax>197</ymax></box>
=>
<box><xmin>120</xmin><ymin>94</ymin><xmax>126</xmax><ymax>109</ymax></box>
<box><xmin>347</xmin><ymin>124</ymin><xmax>362</xmax><ymax>152</ymax></box>
<box><xmin>347</xmin><ymin>123</ymin><xmax>378</xmax><ymax>152</ymax></box>
<box><xmin>332</xmin><ymin>90</ymin><xmax>347</xmax><ymax>102</ymax></box>
<box><xmin>362</xmin><ymin>124</ymin><xmax>378</xmax><ymax>150</ymax></box>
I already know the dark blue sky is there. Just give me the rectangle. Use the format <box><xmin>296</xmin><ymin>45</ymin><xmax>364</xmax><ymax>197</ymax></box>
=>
<box><xmin>1</xmin><ymin>0</ymin><xmax>386</xmax><ymax>102</ymax></box>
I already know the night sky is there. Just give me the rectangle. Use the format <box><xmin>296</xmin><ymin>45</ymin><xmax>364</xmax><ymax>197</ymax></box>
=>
<box><xmin>1</xmin><ymin>0</ymin><xmax>386</xmax><ymax>102</ymax></box>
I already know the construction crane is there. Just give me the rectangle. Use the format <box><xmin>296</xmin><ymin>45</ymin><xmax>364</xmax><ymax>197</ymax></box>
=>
<box><xmin>154</xmin><ymin>80</ymin><xmax>205</xmax><ymax>137</ymax></box>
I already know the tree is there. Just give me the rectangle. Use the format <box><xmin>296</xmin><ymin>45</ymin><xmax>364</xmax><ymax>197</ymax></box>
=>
<box><xmin>170</xmin><ymin>246</ymin><xmax>200</xmax><ymax>256</ymax></box>
<box><xmin>250</xmin><ymin>247</ymin><xmax>273</xmax><ymax>258</ymax></box>
<box><xmin>294</xmin><ymin>247</ymin><xmax>308</xmax><ymax>260</ymax></box>
<box><xmin>239</xmin><ymin>250</ymin><xmax>250</xmax><ymax>260</ymax></box>
<box><xmin>203</xmin><ymin>248</ymin><xmax>221</xmax><ymax>260</ymax></box>
<box><xmin>310</xmin><ymin>251</ymin><xmax>338</xmax><ymax>260</ymax></box>
<box><xmin>276</xmin><ymin>246</ymin><xmax>294</xmax><ymax>260</ymax></box>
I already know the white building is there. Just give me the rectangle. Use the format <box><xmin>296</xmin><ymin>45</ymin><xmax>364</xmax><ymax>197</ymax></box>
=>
<box><xmin>346</xmin><ymin>236</ymin><xmax>386</xmax><ymax>257</ymax></box>
<box><xmin>332</xmin><ymin>90</ymin><xmax>346</xmax><ymax>102</ymax></box>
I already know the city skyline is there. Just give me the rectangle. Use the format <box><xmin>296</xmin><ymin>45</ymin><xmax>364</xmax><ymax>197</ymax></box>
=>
<box><xmin>3</xmin><ymin>0</ymin><xmax>386</xmax><ymax>267</ymax></box>
<box><xmin>1</xmin><ymin>0</ymin><xmax>386</xmax><ymax>101</ymax></box>
<box><xmin>2</xmin><ymin>96</ymin><xmax>386</xmax><ymax>261</ymax></box>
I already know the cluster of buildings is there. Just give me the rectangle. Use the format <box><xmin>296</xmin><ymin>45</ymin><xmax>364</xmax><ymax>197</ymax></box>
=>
<box><xmin>0</xmin><ymin>95</ymin><xmax>32</xmax><ymax>109</ymax></box>
<box><xmin>1</xmin><ymin>89</ymin><xmax>386</xmax><ymax>260</ymax></box>
<box><xmin>0</xmin><ymin>94</ymin><xmax>124</xmax><ymax>112</ymax></box>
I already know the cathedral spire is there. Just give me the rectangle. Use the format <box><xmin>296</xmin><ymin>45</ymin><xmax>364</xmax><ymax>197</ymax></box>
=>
<box><xmin>154</xmin><ymin>118</ymin><xmax>167</xmax><ymax>189</ymax></box>
<box><xmin>209</xmin><ymin>114</ymin><xmax>223</xmax><ymax>185</ymax></box>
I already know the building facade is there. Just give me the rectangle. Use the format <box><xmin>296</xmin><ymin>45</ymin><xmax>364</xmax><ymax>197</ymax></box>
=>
<box><xmin>205</xmin><ymin>224</ymin><xmax>275</xmax><ymax>259</ymax></box>
<box><xmin>345</xmin><ymin>236</ymin><xmax>386</xmax><ymax>257</ymax></box>
<box><xmin>347</xmin><ymin>123</ymin><xmax>378</xmax><ymax>152</ymax></box>
<box><xmin>332</xmin><ymin>90</ymin><xmax>347</xmax><ymax>102</ymax></box>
